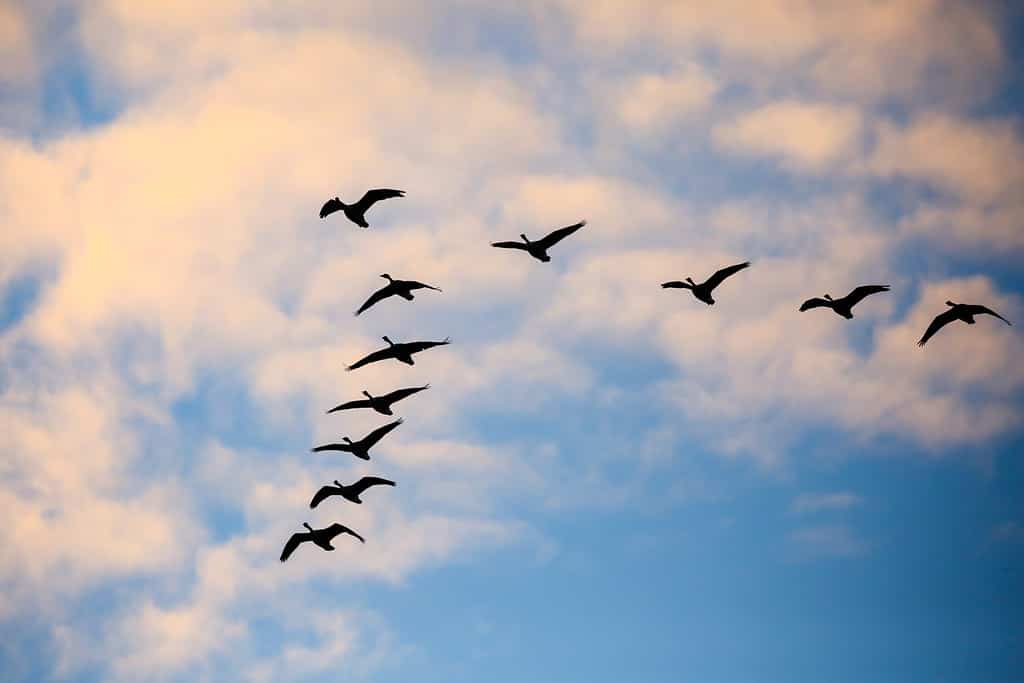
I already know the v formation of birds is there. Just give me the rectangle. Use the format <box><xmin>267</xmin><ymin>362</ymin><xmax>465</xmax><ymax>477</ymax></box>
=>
<box><xmin>281</xmin><ymin>188</ymin><xmax>1014</xmax><ymax>562</ymax></box>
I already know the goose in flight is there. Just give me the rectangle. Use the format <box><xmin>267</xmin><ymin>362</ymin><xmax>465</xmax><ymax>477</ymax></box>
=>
<box><xmin>319</xmin><ymin>188</ymin><xmax>405</xmax><ymax>227</ymax></box>
<box><xmin>355</xmin><ymin>274</ymin><xmax>442</xmax><ymax>316</ymax></box>
<box><xmin>310</xmin><ymin>476</ymin><xmax>396</xmax><ymax>508</ymax></box>
<box><xmin>800</xmin><ymin>285</ymin><xmax>890</xmax><ymax>319</ymax></box>
<box><xmin>662</xmin><ymin>261</ymin><xmax>751</xmax><ymax>305</ymax></box>
<box><xmin>346</xmin><ymin>336</ymin><xmax>451</xmax><ymax>371</ymax></box>
<box><xmin>917</xmin><ymin>301</ymin><xmax>1012</xmax><ymax>347</ymax></box>
<box><xmin>491</xmin><ymin>220</ymin><xmax>585</xmax><ymax>263</ymax></box>
<box><xmin>311</xmin><ymin>419</ymin><xmax>403</xmax><ymax>460</ymax></box>
<box><xmin>280</xmin><ymin>522</ymin><xmax>364</xmax><ymax>562</ymax></box>
<box><xmin>327</xmin><ymin>385</ymin><xmax>430</xmax><ymax>416</ymax></box>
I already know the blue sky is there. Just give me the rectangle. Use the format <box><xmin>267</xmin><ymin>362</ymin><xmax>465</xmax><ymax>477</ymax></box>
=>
<box><xmin>1</xmin><ymin>2</ymin><xmax>1023</xmax><ymax>681</ymax></box>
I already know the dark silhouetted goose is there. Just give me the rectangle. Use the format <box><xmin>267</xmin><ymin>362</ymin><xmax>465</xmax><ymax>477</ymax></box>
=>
<box><xmin>355</xmin><ymin>274</ymin><xmax>442</xmax><ymax>316</ymax></box>
<box><xmin>346</xmin><ymin>336</ymin><xmax>450</xmax><ymax>371</ymax></box>
<box><xmin>311</xmin><ymin>419</ymin><xmax>403</xmax><ymax>460</ymax></box>
<box><xmin>800</xmin><ymin>285</ymin><xmax>890</xmax><ymax>319</ymax></box>
<box><xmin>917</xmin><ymin>301</ymin><xmax>1012</xmax><ymax>347</ymax></box>
<box><xmin>280</xmin><ymin>522</ymin><xmax>364</xmax><ymax>562</ymax></box>
<box><xmin>310</xmin><ymin>476</ymin><xmax>396</xmax><ymax>508</ymax></box>
<box><xmin>319</xmin><ymin>189</ymin><xmax>405</xmax><ymax>227</ymax></box>
<box><xmin>662</xmin><ymin>261</ymin><xmax>750</xmax><ymax>305</ymax></box>
<box><xmin>491</xmin><ymin>220</ymin><xmax>585</xmax><ymax>262</ymax></box>
<box><xmin>327</xmin><ymin>385</ymin><xmax>430</xmax><ymax>416</ymax></box>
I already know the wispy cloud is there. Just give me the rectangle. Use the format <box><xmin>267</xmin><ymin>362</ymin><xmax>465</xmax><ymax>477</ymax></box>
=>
<box><xmin>791</xmin><ymin>492</ymin><xmax>863</xmax><ymax>515</ymax></box>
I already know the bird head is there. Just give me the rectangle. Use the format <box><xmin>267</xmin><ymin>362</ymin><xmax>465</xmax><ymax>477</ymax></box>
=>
<box><xmin>333</xmin><ymin>479</ymin><xmax>343</xmax><ymax>487</ymax></box>
<box><xmin>685</xmin><ymin>277</ymin><xmax>695</xmax><ymax>285</ymax></box>
<box><xmin>342</xmin><ymin>436</ymin><xmax>353</xmax><ymax>444</ymax></box>
<box><xmin>824</xmin><ymin>294</ymin><xmax>833</xmax><ymax>301</ymax></box>
<box><xmin>362</xmin><ymin>390</ymin><xmax>373</xmax><ymax>399</ymax></box>
<box><xmin>380</xmin><ymin>274</ymin><xmax>393</xmax><ymax>281</ymax></box>
<box><xmin>520</xmin><ymin>233</ymin><xmax>530</xmax><ymax>244</ymax></box>
<box><xmin>382</xmin><ymin>335</ymin><xmax>394</xmax><ymax>346</ymax></box>
<box><xmin>946</xmin><ymin>300</ymin><xmax>956</xmax><ymax>307</ymax></box>
<box><xmin>303</xmin><ymin>522</ymin><xmax>314</xmax><ymax>532</ymax></box>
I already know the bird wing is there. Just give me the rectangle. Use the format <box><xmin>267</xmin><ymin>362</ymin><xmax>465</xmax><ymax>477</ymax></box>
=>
<box><xmin>311</xmin><ymin>443</ymin><xmax>354</xmax><ymax>453</ymax></box>
<box><xmin>310</xmin><ymin>485</ymin><xmax>339</xmax><ymax>509</ymax></box>
<box><xmin>352</xmin><ymin>188</ymin><xmax>404</xmax><ymax>213</ymax></box>
<box><xmin>661</xmin><ymin>281</ymin><xmax>691</xmax><ymax>289</ymax></box>
<box><xmin>361</xmin><ymin>418</ymin><xmax>403</xmax><ymax>448</ymax></box>
<box><xmin>917</xmin><ymin>309</ymin><xmax>958</xmax><ymax>347</ymax></box>
<box><xmin>383</xmin><ymin>385</ymin><xmax>429</xmax><ymax>403</ymax></box>
<box><xmin>844</xmin><ymin>285</ymin><xmax>891</xmax><ymax>307</ymax></box>
<box><xmin>355</xmin><ymin>284</ymin><xmax>395</xmax><ymax>316</ymax></box>
<box><xmin>491</xmin><ymin>240</ymin><xmax>529</xmax><ymax>250</ymax></box>
<box><xmin>405</xmin><ymin>280</ymin><xmax>442</xmax><ymax>292</ymax></box>
<box><xmin>326</xmin><ymin>523</ymin><xmax>366</xmax><ymax>544</ymax></box>
<box><xmin>280</xmin><ymin>532</ymin><xmax>310</xmax><ymax>562</ymax></box>
<box><xmin>350</xmin><ymin>476</ymin><xmax>397</xmax><ymax>495</ymax></box>
<box><xmin>535</xmin><ymin>220</ymin><xmax>586</xmax><ymax>250</ymax></box>
<box><xmin>403</xmin><ymin>338</ymin><xmax>451</xmax><ymax>354</ymax></box>
<box><xmin>346</xmin><ymin>346</ymin><xmax>395</xmax><ymax>371</ymax></box>
<box><xmin>326</xmin><ymin>398</ymin><xmax>372</xmax><ymax>414</ymax></box>
<box><xmin>319</xmin><ymin>197</ymin><xmax>343</xmax><ymax>219</ymax></box>
<box><xmin>799</xmin><ymin>297</ymin><xmax>831</xmax><ymax>312</ymax></box>
<box><xmin>704</xmin><ymin>261</ymin><xmax>751</xmax><ymax>291</ymax></box>
<box><xmin>966</xmin><ymin>304</ymin><xmax>1012</xmax><ymax>326</ymax></box>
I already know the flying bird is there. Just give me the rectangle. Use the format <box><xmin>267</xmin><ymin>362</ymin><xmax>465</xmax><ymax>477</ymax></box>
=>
<box><xmin>310</xmin><ymin>476</ymin><xmax>396</xmax><ymax>508</ymax></box>
<box><xmin>799</xmin><ymin>285</ymin><xmax>891</xmax><ymax>319</ymax></box>
<box><xmin>319</xmin><ymin>188</ymin><xmax>405</xmax><ymax>227</ymax></box>
<box><xmin>355</xmin><ymin>274</ymin><xmax>442</xmax><ymax>316</ymax></box>
<box><xmin>327</xmin><ymin>385</ymin><xmax>430</xmax><ymax>416</ymax></box>
<box><xmin>280</xmin><ymin>522</ymin><xmax>364</xmax><ymax>562</ymax></box>
<box><xmin>917</xmin><ymin>301</ymin><xmax>1012</xmax><ymax>347</ymax></box>
<box><xmin>311</xmin><ymin>419</ymin><xmax>403</xmax><ymax>461</ymax></box>
<box><xmin>491</xmin><ymin>220</ymin><xmax>586</xmax><ymax>263</ymax></box>
<box><xmin>346</xmin><ymin>336</ymin><xmax>451</xmax><ymax>371</ymax></box>
<box><xmin>662</xmin><ymin>261</ymin><xmax>751</xmax><ymax>305</ymax></box>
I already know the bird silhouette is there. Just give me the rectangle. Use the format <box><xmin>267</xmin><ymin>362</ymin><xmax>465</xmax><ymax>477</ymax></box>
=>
<box><xmin>327</xmin><ymin>385</ymin><xmax>430</xmax><ymax>416</ymax></box>
<box><xmin>346</xmin><ymin>336</ymin><xmax>451</xmax><ymax>371</ymax></box>
<box><xmin>355</xmin><ymin>274</ymin><xmax>442</xmax><ymax>316</ymax></box>
<box><xmin>310</xmin><ymin>476</ymin><xmax>396</xmax><ymax>508</ymax></box>
<box><xmin>311</xmin><ymin>419</ymin><xmax>403</xmax><ymax>460</ymax></box>
<box><xmin>491</xmin><ymin>220</ymin><xmax>585</xmax><ymax>262</ymax></box>
<box><xmin>319</xmin><ymin>189</ymin><xmax>405</xmax><ymax>227</ymax></box>
<box><xmin>280</xmin><ymin>522</ymin><xmax>365</xmax><ymax>562</ymax></box>
<box><xmin>917</xmin><ymin>301</ymin><xmax>1012</xmax><ymax>347</ymax></box>
<box><xmin>800</xmin><ymin>285</ymin><xmax>891</xmax><ymax>319</ymax></box>
<box><xmin>662</xmin><ymin>261</ymin><xmax>751</xmax><ymax>305</ymax></box>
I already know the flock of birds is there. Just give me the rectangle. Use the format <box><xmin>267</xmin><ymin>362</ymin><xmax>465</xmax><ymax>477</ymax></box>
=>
<box><xmin>280</xmin><ymin>187</ymin><xmax>1013</xmax><ymax>562</ymax></box>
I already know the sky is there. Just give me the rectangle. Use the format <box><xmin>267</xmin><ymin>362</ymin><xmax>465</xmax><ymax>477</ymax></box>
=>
<box><xmin>1</xmin><ymin>1</ymin><xmax>1023</xmax><ymax>681</ymax></box>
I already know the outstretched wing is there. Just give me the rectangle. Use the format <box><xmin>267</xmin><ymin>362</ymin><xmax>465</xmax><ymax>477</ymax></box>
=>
<box><xmin>799</xmin><ymin>297</ymin><xmax>831</xmax><ymax>312</ymax></box>
<box><xmin>352</xmin><ymin>188</ymin><xmax>404</xmax><ymax>213</ymax></box>
<box><xmin>405</xmin><ymin>280</ymin><xmax>442</xmax><ymax>292</ymax></box>
<box><xmin>383</xmin><ymin>385</ymin><xmax>429</xmax><ymax>403</ymax></box>
<box><xmin>844</xmin><ymin>285</ymin><xmax>891</xmax><ymax>307</ymax></box>
<box><xmin>326</xmin><ymin>398</ymin><xmax>372</xmax><ymax>414</ymax></box>
<box><xmin>491</xmin><ymin>240</ymin><xmax>529</xmax><ymax>251</ymax></box>
<box><xmin>310</xmin><ymin>485</ymin><xmax>339</xmax><ymax>509</ymax></box>
<box><xmin>361</xmin><ymin>418</ymin><xmax>403</xmax><ymax>448</ymax></box>
<box><xmin>403</xmin><ymin>338</ymin><xmax>451</xmax><ymax>354</ymax></box>
<box><xmin>704</xmin><ymin>261</ymin><xmax>751</xmax><ymax>291</ymax></box>
<box><xmin>311</xmin><ymin>443</ymin><xmax>354</xmax><ymax>453</ymax></box>
<box><xmin>355</xmin><ymin>284</ymin><xmax>395</xmax><ymax>316</ymax></box>
<box><xmin>350</xmin><ymin>476</ymin><xmax>396</xmax><ymax>496</ymax></box>
<box><xmin>661</xmin><ymin>281</ymin><xmax>691</xmax><ymax>289</ymax></box>
<box><xmin>326</xmin><ymin>523</ymin><xmax>366</xmax><ymax>544</ymax></box>
<box><xmin>346</xmin><ymin>346</ymin><xmax>395</xmax><ymax>371</ymax></box>
<box><xmin>967</xmin><ymin>304</ymin><xmax>1012</xmax><ymax>326</ymax></box>
<box><xmin>917</xmin><ymin>309</ymin><xmax>958</xmax><ymax>347</ymax></box>
<box><xmin>280</xmin><ymin>532</ymin><xmax>309</xmax><ymax>562</ymax></box>
<box><xmin>319</xmin><ymin>197</ymin><xmax>343</xmax><ymax>219</ymax></box>
<box><xmin>535</xmin><ymin>220</ymin><xmax>586</xmax><ymax>250</ymax></box>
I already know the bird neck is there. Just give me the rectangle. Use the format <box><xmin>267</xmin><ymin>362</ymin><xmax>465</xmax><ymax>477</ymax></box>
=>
<box><xmin>824</xmin><ymin>294</ymin><xmax>833</xmax><ymax>301</ymax></box>
<box><xmin>343</xmin><ymin>437</ymin><xmax>353</xmax><ymax>444</ymax></box>
<box><xmin>303</xmin><ymin>522</ymin><xmax>313</xmax><ymax>532</ymax></box>
<box><xmin>382</xmin><ymin>336</ymin><xmax>394</xmax><ymax>346</ymax></box>
<box><xmin>333</xmin><ymin>480</ymin><xmax>343</xmax><ymax>487</ymax></box>
<box><xmin>520</xmin><ymin>234</ymin><xmax>531</xmax><ymax>244</ymax></box>
<box><xmin>362</xmin><ymin>390</ymin><xmax>373</xmax><ymax>400</ymax></box>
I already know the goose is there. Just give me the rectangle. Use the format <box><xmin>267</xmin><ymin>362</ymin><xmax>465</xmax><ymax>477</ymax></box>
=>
<box><xmin>319</xmin><ymin>188</ymin><xmax>405</xmax><ymax>227</ymax></box>
<box><xmin>917</xmin><ymin>301</ymin><xmax>1012</xmax><ymax>347</ymax></box>
<box><xmin>662</xmin><ymin>261</ymin><xmax>751</xmax><ymax>305</ymax></box>
<box><xmin>491</xmin><ymin>220</ymin><xmax>585</xmax><ymax>262</ymax></box>
<box><xmin>346</xmin><ymin>336</ymin><xmax>451</xmax><ymax>371</ymax></box>
<box><xmin>311</xmin><ymin>419</ymin><xmax>402</xmax><ymax>461</ymax></box>
<box><xmin>799</xmin><ymin>285</ymin><xmax>890</xmax><ymax>319</ymax></box>
<box><xmin>355</xmin><ymin>274</ymin><xmax>442</xmax><ymax>316</ymax></box>
<box><xmin>280</xmin><ymin>522</ymin><xmax>364</xmax><ymax>562</ymax></box>
<box><xmin>327</xmin><ymin>385</ymin><xmax>430</xmax><ymax>416</ymax></box>
<box><xmin>310</xmin><ymin>476</ymin><xmax>396</xmax><ymax>508</ymax></box>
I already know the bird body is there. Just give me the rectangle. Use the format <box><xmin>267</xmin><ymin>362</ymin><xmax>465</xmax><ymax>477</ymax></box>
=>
<box><xmin>279</xmin><ymin>522</ymin><xmax>365</xmax><ymax>562</ymax></box>
<box><xmin>319</xmin><ymin>188</ymin><xmax>405</xmax><ymax>227</ymax></box>
<box><xmin>662</xmin><ymin>261</ymin><xmax>751</xmax><ymax>305</ymax></box>
<box><xmin>355</xmin><ymin>274</ymin><xmax>442</xmax><ymax>316</ymax></box>
<box><xmin>346</xmin><ymin>336</ymin><xmax>451</xmax><ymax>371</ymax></box>
<box><xmin>312</xmin><ymin>419</ymin><xmax>403</xmax><ymax>460</ymax></box>
<box><xmin>310</xmin><ymin>476</ymin><xmax>396</xmax><ymax>508</ymax></box>
<box><xmin>917</xmin><ymin>301</ymin><xmax>1012</xmax><ymax>346</ymax></box>
<box><xmin>327</xmin><ymin>385</ymin><xmax>430</xmax><ymax>416</ymax></box>
<box><xmin>491</xmin><ymin>221</ymin><xmax>585</xmax><ymax>263</ymax></box>
<box><xmin>799</xmin><ymin>285</ymin><xmax>890</xmax><ymax>319</ymax></box>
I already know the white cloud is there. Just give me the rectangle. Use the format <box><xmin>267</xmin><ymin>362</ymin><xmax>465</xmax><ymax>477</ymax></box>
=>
<box><xmin>789</xmin><ymin>524</ymin><xmax>869</xmax><ymax>559</ymax></box>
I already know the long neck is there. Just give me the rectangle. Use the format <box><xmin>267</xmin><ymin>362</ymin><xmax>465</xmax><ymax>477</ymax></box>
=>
<box><xmin>303</xmin><ymin>522</ymin><xmax>313</xmax><ymax>532</ymax></box>
<box><xmin>362</xmin><ymin>390</ymin><xmax>373</xmax><ymax>400</ymax></box>
<box><xmin>382</xmin><ymin>336</ymin><xmax>394</xmax><ymax>347</ymax></box>
<box><xmin>521</xmin><ymin>233</ymin><xmax>531</xmax><ymax>245</ymax></box>
<box><xmin>343</xmin><ymin>437</ymin><xmax>352</xmax><ymax>444</ymax></box>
